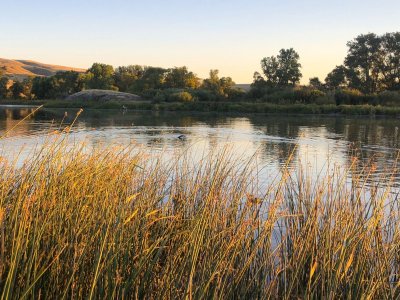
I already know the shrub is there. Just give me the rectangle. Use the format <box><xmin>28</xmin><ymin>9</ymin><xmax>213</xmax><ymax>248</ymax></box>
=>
<box><xmin>315</xmin><ymin>92</ymin><xmax>335</xmax><ymax>105</ymax></box>
<box><xmin>260</xmin><ymin>88</ymin><xmax>294</xmax><ymax>104</ymax></box>
<box><xmin>140</xmin><ymin>88</ymin><xmax>160</xmax><ymax>99</ymax></box>
<box><xmin>191</xmin><ymin>89</ymin><xmax>218</xmax><ymax>102</ymax></box>
<box><xmin>153</xmin><ymin>91</ymin><xmax>167</xmax><ymax>103</ymax></box>
<box><xmin>258</xmin><ymin>87</ymin><xmax>327</xmax><ymax>104</ymax></box>
<box><xmin>293</xmin><ymin>88</ymin><xmax>325</xmax><ymax>104</ymax></box>
<box><xmin>226</xmin><ymin>88</ymin><xmax>246</xmax><ymax>101</ymax></box>
<box><xmin>376</xmin><ymin>90</ymin><xmax>400</xmax><ymax>106</ymax></box>
<box><xmin>334</xmin><ymin>89</ymin><xmax>375</xmax><ymax>105</ymax></box>
<box><xmin>168</xmin><ymin>91</ymin><xmax>193</xmax><ymax>102</ymax></box>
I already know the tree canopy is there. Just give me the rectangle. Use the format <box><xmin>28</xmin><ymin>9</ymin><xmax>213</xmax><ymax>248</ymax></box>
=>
<box><xmin>31</xmin><ymin>71</ymin><xmax>83</xmax><ymax>99</ymax></box>
<box><xmin>325</xmin><ymin>32</ymin><xmax>400</xmax><ymax>93</ymax></box>
<box><xmin>11</xmin><ymin>81</ymin><xmax>24</xmax><ymax>99</ymax></box>
<box><xmin>113</xmin><ymin>65</ymin><xmax>144</xmax><ymax>92</ymax></box>
<box><xmin>0</xmin><ymin>77</ymin><xmax>9</xmax><ymax>99</ymax></box>
<box><xmin>201</xmin><ymin>70</ymin><xmax>236</xmax><ymax>99</ymax></box>
<box><xmin>85</xmin><ymin>63</ymin><xmax>116</xmax><ymax>90</ymax></box>
<box><xmin>260</xmin><ymin>48</ymin><xmax>302</xmax><ymax>87</ymax></box>
<box><xmin>164</xmin><ymin>67</ymin><xmax>200</xmax><ymax>89</ymax></box>
<box><xmin>325</xmin><ymin>66</ymin><xmax>348</xmax><ymax>90</ymax></box>
<box><xmin>2</xmin><ymin>31</ymin><xmax>399</xmax><ymax>104</ymax></box>
<box><xmin>309</xmin><ymin>77</ymin><xmax>323</xmax><ymax>90</ymax></box>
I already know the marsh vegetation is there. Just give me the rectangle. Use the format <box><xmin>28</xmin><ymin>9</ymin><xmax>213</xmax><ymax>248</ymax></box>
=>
<box><xmin>0</xmin><ymin>115</ymin><xmax>400</xmax><ymax>298</ymax></box>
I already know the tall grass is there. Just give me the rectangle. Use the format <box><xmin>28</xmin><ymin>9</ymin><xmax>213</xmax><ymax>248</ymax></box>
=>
<box><xmin>0</xmin><ymin>130</ymin><xmax>400</xmax><ymax>298</ymax></box>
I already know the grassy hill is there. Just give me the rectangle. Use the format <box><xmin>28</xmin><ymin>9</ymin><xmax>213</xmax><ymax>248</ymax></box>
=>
<box><xmin>0</xmin><ymin>58</ymin><xmax>86</xmax><ymax>80</ymax></box>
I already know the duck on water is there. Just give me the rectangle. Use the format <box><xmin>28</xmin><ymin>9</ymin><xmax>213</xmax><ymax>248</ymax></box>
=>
<box><xmin>177</xmin><ymin>135</ymin><xmax>187</xmax><ymax>140</ymax></box>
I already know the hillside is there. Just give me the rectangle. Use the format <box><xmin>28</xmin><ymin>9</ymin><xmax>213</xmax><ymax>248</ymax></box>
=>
<box><xmin>0</xmin><ymin>58</ymin><xmax>86</xmax><ymax>80</ymax></box>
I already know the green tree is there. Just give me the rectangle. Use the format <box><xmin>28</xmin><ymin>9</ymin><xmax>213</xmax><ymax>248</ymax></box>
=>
<box><xmin>85</xmin><ymin>63</ymin><xmax>116</xmax><ymax>90</ymax></box>
<box><xmin>309</xmin><ymin>77</ymin><xmax>324</xmax><ymax>90</ymax></box>
<box><xmin>202</xmin><ymin>69</ymin><xmax>220</xmax><ymax>93</ymax></box>
<box><xmin>219</xmin><ymin>76</ymin><xmax>236</xmax><ymax>96</ymax></box>
<box><xmin>201</xmin><ymin>70</ymin><xmax>236</xmax><ymax>99</ymax></box>
<box><xmin>0</xmin><ymin>76</ymin><xmax>9</xmax><ymax>99</ymax></box>
<box><xmin>32</xmin><ymin>77</ymin><xmax>51</xmax><ymax>99</ymax></box>
<box><xmin>277</xmin><ymin>48</ymin><xmax>302</xmax><ymax>86</ymax></box>
<box><xmin>381</xmin><ymin>32</ymin><xmax>400</xmax><ymax>91</ymax></box>
<box><xmin>325</xmin><ymin>65</ymin><xmax>348</xmax><ymax>90</ymax></box>
<box><xmin>130</xmin><ymin>67</ymin><xmax>167</xmax><ymax>93</ymax></box>
<box><xmin>11</xmin><ymin>81</ymin><xmax>24</xmax><ymax>99</ymax></box>
<box><xmin>114</xmin><ymin>65</ymin><xmax>144</xmax><ymax>92</ymax></box>
<box><xmin>55</xmin><ymin>71</ymin><xmax>83</xmax><ymax>95</ymax></box>
<box><xmin>260</xmin><ymin>56</ymin><xmax>280</xmax><ymax>86</ymax></box>
<box><xmin>252</xmin><ymin>72</ymin><xmax>266</xmax><ymax>86</ymax></box>
<box><xmin>164</xmin><ymin>66</ymin><xmax>200</xmax><ymax>89</ymax></box>
<box><xmin>31</xmin><ymin>71</ymin><xmax>83</xmax><ymax>99</ymax></box>
<box><xmin>261</xmin><ymin>48</ymin><xmax>302</xmax><ymax>87</ymax></box>
<box><xmin>344</xmin><ymin>33</ymin><xmax>382</xmax><ymax>94</ymax></box>
<box><xmin>249</xmin><ymin>72</ymin><xmax>268</xmax><ymax>98</ymax></box>
<box><xmin>22</xmin><ymin>77</ymin><xmax>33</xmax><ymax>99</ymax></box>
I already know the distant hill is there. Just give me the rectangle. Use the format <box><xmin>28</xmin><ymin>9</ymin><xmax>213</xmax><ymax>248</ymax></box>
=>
<box><xmin>0</xmin><ymin>58</ymin><xmax>86</xmax><ymax>80</ymax></box>
<box><xmin>235</xmin><ymin>84</ymin><xmax>251</xmax><ymax>91</ymax></box>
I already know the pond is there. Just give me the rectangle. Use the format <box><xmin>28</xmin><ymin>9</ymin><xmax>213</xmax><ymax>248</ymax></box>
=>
<box><xmin>1</xmin><ymin>105</ymin><xmax>400</xmax><ymax>188</ymax></box>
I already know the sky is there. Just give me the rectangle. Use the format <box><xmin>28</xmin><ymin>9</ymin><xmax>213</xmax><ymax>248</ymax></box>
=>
<box><xmin>1</xmin><ymin>0</ymin><xmax>399</xmax><ymax>83</ymax></box>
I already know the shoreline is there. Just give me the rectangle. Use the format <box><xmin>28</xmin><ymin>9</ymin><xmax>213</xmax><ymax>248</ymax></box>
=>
<box><xmin>1</xmin><ymin>99</ymin><xmax>400</xmax><ymax>116</ymax></box>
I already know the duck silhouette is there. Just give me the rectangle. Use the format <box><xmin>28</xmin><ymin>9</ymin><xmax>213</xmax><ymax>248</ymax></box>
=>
<box><xmin>177</xmin><ymin>134</ymin><xmax>187</xmax><ymax>140</ymax></box>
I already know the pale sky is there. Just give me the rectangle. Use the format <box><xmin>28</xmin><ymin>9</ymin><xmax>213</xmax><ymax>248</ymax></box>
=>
<box><xmin>1</xmin><ymin>0</ymin><xmax>399</xmax><ymax>83</ymax></box>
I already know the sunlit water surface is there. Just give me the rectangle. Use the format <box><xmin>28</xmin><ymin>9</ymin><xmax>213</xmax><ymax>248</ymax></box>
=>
<box><xmin>1</xmin><ymin>106</ymin><xmax>400</xmax><ymax>191</ymax></box>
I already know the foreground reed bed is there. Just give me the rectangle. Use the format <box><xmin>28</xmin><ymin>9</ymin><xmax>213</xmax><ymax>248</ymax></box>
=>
<box><xmin>0</xmin><ymin>136</ymin><xmax>399</xmax><ymax>299</ymax></box>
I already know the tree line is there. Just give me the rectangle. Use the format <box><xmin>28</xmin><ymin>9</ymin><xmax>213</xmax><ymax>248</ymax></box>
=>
<box><xmin>0</xmin><ymin>31</ymin><xmax>399</xmax><ymax>106</ymax></box>
<box><xmin>250</xmin><ymin>32</ymin><xmax>400</xmax><ymax>106</ymax></box>
<box><xmin>0</xmin><ymin>64</ymin><xmax>240</xmax><ymax>102</ymax></box>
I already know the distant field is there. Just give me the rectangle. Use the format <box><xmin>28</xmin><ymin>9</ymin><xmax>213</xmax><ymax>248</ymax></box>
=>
<box><xmin>0</xmin><ymin>58</ymin><xmax>85</xmax><ymax>80</ymax></box>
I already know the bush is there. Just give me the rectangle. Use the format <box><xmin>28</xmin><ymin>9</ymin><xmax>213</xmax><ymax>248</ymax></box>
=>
<box><xmin>315</xmin><ymin>92</ymin><xmax>335</xmax><ymax>105</ymax></box>
<box><xmin>168</xmin><ymin>91</ymin><xmax>193</xmax><ymax>102</ymax></box>
<box><xmin>260</xmin><ymin>88</ymin><xmax>294</xmax><ymax>104</ymax></box>
<box><xmin>226</xmin><ymin>88</ymin><xmax>246</xmax><ymax>101</ymax></box>
<box><xmin>191</xmin><ymin>89</ymin><xmax>218</xmax><ymax>102</ymax></box>
<box><xmin>140</xmin><ymin>88</ymin><xmax>160</xmax><ymax>99</ymax></box>
<box><xmin>153</xmin><ymin>91</ymin><xmax>166</xmax><ymax>103</ymax></box>
<box><xmin>257</xmin><ymin>87</ymin><xmax>327</xmax><ymax>105</ymax></box>
<box><xmin>376</xmin><ymin>90</ymin><xmax>400</xmax><ymax>106</ymax></box>
<box><xmin>334</xmin><ymin>89</ymin><xmax>375</xmax><ymax>105</ymax></box>
<box><xmin>293</xmin><ymin>88</ymin><xmax>325</xmax><ymax>104</ymax></box>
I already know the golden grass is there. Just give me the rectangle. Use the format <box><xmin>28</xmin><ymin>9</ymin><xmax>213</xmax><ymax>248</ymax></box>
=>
<box><xmin>0</xmin><ymin>115</ymin><xmax>400</xmax><ymax>299</ymax></box>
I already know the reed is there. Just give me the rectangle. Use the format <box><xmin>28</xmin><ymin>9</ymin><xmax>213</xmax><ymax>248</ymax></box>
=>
<box><xmin>0</xmin><ymin>122</ymin><xmax>399</xmax><ymax>299</ymax></box>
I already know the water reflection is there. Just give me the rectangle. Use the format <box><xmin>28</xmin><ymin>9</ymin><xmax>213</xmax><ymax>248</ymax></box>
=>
<box><xmin>0</xmin><ymin>106</ymin><xmax>400</xmax><ymax>187</ymax></box>
<box><xmin>0</xmin><ymin>107</ymin><xmax>36</xmax><ymax>137</ymax></box>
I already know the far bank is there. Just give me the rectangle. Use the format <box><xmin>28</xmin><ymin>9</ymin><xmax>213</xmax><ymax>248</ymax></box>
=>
<box><xmin>2</xmin><ymin>99</ymin><xmax>400</xmax><ymax>117</ymax></box>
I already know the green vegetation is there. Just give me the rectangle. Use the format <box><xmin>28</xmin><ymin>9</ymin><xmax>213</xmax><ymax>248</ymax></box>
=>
<box><xmin>0</xmin><ymin>32</ymin><xmax>399</xmax><ymax>114</ymax></box>
<box><xmin>0</xmin><ymin>126</ymin><xmax>399</xmax><ymax>298</ymax></box>
<box><xmin>249</xmin><ymin>32</ymin><xmax>400</xmax><ymax>106</ymax></box>
<box><xmin>259</xmin><ymin>48</ymin><xmax>302</xmax><ymax>87</ymax></box>
<box><xmin>40</xmin><ymin>100</ymin><xmax>400</xmax><ymax>116</ymax></box>
<box><xmin>324</xmin><ymin>32</ymin><xmax>400</xmax><ymax>93</ymax></box>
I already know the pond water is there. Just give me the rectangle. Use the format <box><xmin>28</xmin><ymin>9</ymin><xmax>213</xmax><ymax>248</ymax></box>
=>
<box><xmin>1</xmin><ymin>105</ymin><xmax>400</xmax><ymax>188</ymax></box>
